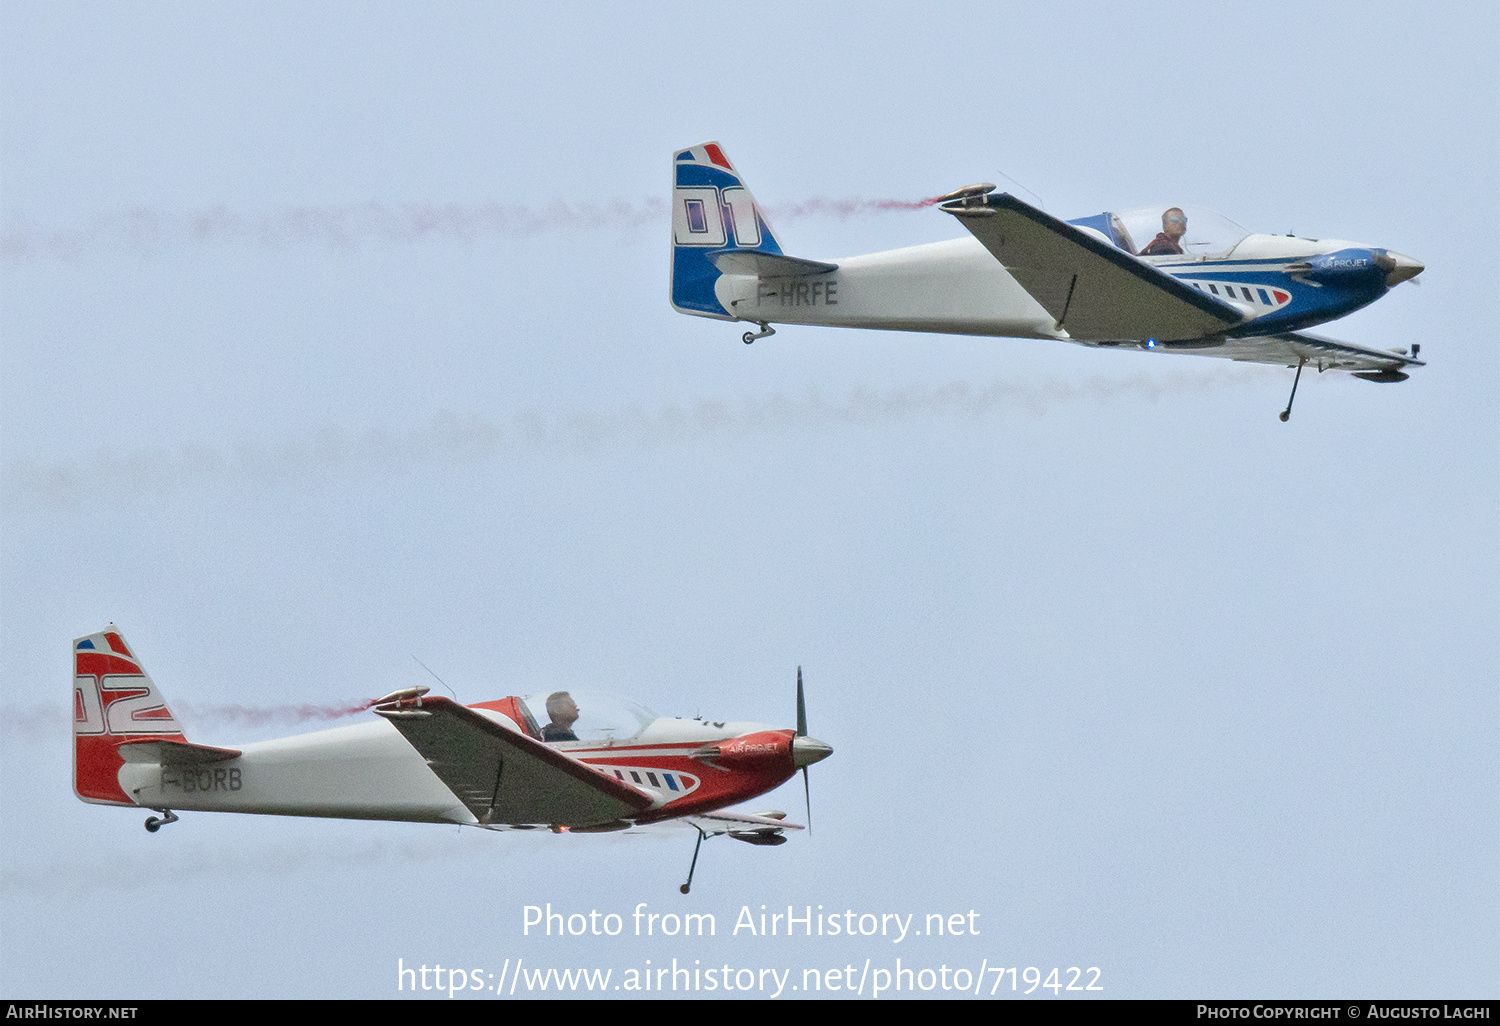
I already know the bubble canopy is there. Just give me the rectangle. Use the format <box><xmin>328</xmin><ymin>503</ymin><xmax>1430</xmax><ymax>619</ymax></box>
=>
<box><xmin>1115</xmin><ymin>205</ymin><xmax>1251</xmax><ymax>258</ymax></box>
<box><xmin>520</xmin><ymin>690</ymin><xmax>658</xmax><ymax>743</ymax></box>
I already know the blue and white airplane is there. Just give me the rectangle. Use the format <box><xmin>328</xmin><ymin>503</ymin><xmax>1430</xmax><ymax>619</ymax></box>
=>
<box><xmin>670</xmin><ymin>142</ymin><xmax>1425</xmax><ymax>420</ymax></box>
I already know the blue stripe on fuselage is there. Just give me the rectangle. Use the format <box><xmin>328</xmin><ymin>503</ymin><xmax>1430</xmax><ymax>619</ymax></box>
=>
<box><xmin>1162</xmin><ymin>260</ymin><xmax>1388</xmax><ymax>335</ymax></box>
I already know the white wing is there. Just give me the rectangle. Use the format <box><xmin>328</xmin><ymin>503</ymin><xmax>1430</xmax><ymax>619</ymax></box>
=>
<box><xmin>374</xmin><ymin>696</ymin><xmax>656</xmax><ymax>827</ymax></box>
<box><xmin>945</xmin><ymin>192</ymin><xmax>1245</xmax><ymax>342</ymax></box>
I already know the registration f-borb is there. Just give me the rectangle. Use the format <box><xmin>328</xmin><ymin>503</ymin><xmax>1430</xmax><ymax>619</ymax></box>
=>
<box><xmin>671</xmin><ymin>142</ymin><xmax>1425</xmax><ymax>420</ymax></box>
<box><xmin>72</xmin><ymin>625</ymin><xmax>831</xmax><ymax>892</ymax></box>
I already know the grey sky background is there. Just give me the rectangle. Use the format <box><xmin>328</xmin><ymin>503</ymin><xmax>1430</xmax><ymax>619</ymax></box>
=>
<box><xmin>2</xmin><ymin>2</ymin><xmax>1496</xmax><ymax>999</ymax></box>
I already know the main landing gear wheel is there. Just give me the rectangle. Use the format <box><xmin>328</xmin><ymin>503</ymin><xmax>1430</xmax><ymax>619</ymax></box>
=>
<box><xmin>144</xmin><ymin>809</ymin><xmax>178</xmax><ymax>833</ymax></box>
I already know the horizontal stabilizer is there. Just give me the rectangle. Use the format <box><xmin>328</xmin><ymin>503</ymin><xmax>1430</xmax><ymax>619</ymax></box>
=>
<box><xmin>117</xmin><ymin>739</ymin><xmax>243</xmax><ymax>764</ymax></box>
<box><xmin>374</xmin><ymin>696</ymin><xmax>655</xmax><ymax>827</ymax></box>
<box><xmin>945</xmin><ymin>192</ymin><xmax>1245</xmax><ymax>342</ymax></box>
<box><xmin>709</xmin><ymin>251</ymin><xmax>837</xmax><ymax>277</ymax></box>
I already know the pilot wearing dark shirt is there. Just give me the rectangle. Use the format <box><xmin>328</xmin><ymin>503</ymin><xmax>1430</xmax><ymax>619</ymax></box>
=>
<box><xmin>542</xmin><ymin>691</ymin><xmax>580</xmax><ymax>742</ymax></box>
<box><xmin>1140</xmin><ymin>207</ymin><xmax>1187</xmax><ymax>255</ymax></box>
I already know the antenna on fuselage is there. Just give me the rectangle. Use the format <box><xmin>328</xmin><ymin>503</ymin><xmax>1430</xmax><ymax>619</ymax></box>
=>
<box><xmin>410</xmin><ymin>655</ymin><xmax>459</xmax><ymax>701</ymax></box>
<box><xmin>993</xmin><ymin>169</ymin><xmax>1045</xmax><ymax>211</ymax></box>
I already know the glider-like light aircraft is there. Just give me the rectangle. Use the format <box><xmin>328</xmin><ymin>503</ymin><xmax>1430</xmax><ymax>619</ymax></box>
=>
<box><xmin>670</xmin><ymin>142</ymin><xmax>1425</xmax><ymax>420</ymax></box>
<box><xmin>72</xmin><ymin>626</ymin><xmax>832</xmax><ymax>892</ymax></box>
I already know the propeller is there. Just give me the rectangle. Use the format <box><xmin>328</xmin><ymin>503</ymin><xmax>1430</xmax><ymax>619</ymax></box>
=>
<box><xmin>790</xmin><ymin>666</ymin><xmax>833</xmax><ymax>833</ymax></box>
<box><xmin>678</xmin><ymin>669</ymin><xmax>831</xmax><ymax>895</ymax></box>
<box><xmin>798</xmin><ymin>667</ymin><xmax>810</xmax><ymax>832</ymax></box>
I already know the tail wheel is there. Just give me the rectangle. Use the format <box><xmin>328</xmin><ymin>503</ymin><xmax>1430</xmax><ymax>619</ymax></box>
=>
<box><xmin>741</xmin><ymin>322</ymin><xmax>776</xmax><ymax>345</ymax></box>
<box><xmin>143</xmin><ymin>808</ymin><xmax>177</xmax><ymax>833</ymax></box>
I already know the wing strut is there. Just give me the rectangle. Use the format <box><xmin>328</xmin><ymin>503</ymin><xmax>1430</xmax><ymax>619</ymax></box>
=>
<box><xmin>1280</xmin><ymin>358</ymin><xmax>1306</xmax><ymax>423</ymax></box>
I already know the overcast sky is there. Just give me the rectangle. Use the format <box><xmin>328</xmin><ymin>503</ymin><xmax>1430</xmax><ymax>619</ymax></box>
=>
<box><xmin>2</xmin><ymin>1</ymin><xmax>1496</xmax><ymax>1000</ymax></box>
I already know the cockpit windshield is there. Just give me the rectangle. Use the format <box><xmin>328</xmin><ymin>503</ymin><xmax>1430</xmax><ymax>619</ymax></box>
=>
<box><xmin>1069</xmin><ymin>205</ymin><xmax>1251</xmax><ymax>258</ymax></box>
<box><xmin>520</xmin><ymin>690</ymin><xmax>658</xmax><ymax>744</ymax></box>
<box><xmin>1114</xmin><ymin>205</ymin><xmax>1250</xmax><ymax>259</ymax></box>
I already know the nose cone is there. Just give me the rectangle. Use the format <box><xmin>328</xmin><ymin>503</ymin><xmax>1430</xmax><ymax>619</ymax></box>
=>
<box><xmin>791</xmin><ymin>735</ymin><xmax>833</xmax><ymax>769</ymax></box>
<box><xmin>1384</xmin><ymin>250</ymin><xmax>1424</xmax><ymax>287</ymax></box>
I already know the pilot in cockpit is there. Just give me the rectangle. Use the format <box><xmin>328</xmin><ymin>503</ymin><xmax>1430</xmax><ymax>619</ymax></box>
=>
<box><xmin>1140</xmin><ymin>207</ymin><xmax>1187</xmax><ymax>255</ymax></box>
<box><xmin>542</xmin><ymin>691</ymin><xmax>580</xmax><ymax>742</ymax></box>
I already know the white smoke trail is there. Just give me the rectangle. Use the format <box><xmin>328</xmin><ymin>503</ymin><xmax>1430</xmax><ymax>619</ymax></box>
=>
<box><xmin>0</xmin><ymin>833</ymin><xmax>519</xmax><ymax>896</ymax></box>
<box><xmin>0</xmin><ymin>195</ymin><xmax>938</xmax><ymax>260</ymax></box>
<box><xmin>0</xmin><ymin>199</ymin><xmax>668</xmax><ymax>259</ymax></box>
<box><xmin>1</xmin><ymin>370</ymin><xmax>1277</xmax><ymax>509</ymax></box>
<box><xmin>4</xmin><ymin>700</ymin><xmax>378</xmax><ymax>745</ymax></box>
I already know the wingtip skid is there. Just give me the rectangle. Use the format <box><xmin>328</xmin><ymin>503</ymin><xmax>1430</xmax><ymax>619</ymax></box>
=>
<box><xmin>934</xmin><ymin>182</ymin><xmax>997</xmax><ymax>208</ymax></box>
<box><xmin>371</xmin><ymin>685</ymin><xmax>431</xmax><ymax>711</ymax></box>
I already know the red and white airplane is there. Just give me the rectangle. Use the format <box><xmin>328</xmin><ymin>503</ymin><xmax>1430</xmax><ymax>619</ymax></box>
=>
<box><xmin>72</xmin><ymin>625</ymin><xmax>833</xmax><ymax>892</ymax></box>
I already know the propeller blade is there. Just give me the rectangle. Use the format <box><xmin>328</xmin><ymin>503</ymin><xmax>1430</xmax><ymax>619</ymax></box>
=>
<box><xmin>796</xmin><ymin>666</ymin><xmax>806</xmax><ymax>737</ymax></box>
<box><xmin>802</xmin><ymin>766</ymin><xmax>812</xmax><ymax>835</ymax></box>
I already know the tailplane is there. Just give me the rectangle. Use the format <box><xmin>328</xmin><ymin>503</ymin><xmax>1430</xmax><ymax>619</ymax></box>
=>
<box><xmin>73</xmin><ymin>625</ymin><xmax>187</xmax><ymax>805</ymax></box>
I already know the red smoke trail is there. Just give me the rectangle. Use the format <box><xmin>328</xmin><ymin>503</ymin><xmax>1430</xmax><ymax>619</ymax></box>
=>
<box><xmin>175</xmin><ymin>699</ymin><xmax>377</xmax><ymax>728</ymax></box>
<box><xmin>764</xmin><ymin>196</ymin><xmax>942</xmax><ymax>220</ymax></box>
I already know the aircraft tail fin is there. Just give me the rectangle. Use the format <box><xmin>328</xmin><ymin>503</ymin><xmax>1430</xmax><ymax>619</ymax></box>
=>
<box><xmin>670</xmin><ymin>142</ymin><xmax>788</xmax><ymax>320</ymax></box>
<box><xmin>72</xmin><ymin>625</ymin><xmax>188</xmax><ymax>806</ymax></box>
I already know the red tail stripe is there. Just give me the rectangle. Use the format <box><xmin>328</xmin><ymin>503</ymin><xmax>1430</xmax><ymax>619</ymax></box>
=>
<box><xmin>76</xmin><ymin>652</ymin><xmax>141</xmax><ymax>676</ymax></box>
<box><xmin>703</xmin><ymin>143</ymin><xmax>731</xmax><ymax>170</ymax></box>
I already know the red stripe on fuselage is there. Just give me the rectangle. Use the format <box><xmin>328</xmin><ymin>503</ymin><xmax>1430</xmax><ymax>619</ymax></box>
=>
<box><xmin>573</xmin><ymin>729</ymin><xmax>795</xmax><ymax>821</ymax></box>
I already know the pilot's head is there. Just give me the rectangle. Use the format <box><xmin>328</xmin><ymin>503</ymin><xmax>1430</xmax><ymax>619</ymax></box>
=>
<box><xmin>1163</xmin><ymin>207</ymin><xmax>1187</xmax><ymax>241</ymax></box>
<box><xmin>545</xmin><ymin>691</ymin><xmax>579</xmax><ymax>727</ymax></box>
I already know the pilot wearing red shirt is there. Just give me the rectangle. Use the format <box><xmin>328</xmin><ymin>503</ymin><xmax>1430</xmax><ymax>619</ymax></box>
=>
<box><xmin>1140</xmin><ymin>207</ymin><xmax>1187</xmax><ymax>255</ymax></box>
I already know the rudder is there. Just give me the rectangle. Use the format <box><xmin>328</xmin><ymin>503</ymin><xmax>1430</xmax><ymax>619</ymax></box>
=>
<box><xmin>670</xmin><ymin>142</ymin><xmax>785</xmax><ymax>319</ymax></box>
<box><xmin>73</xmin><ymin>625</ymin><xmax>186</xmax><ymax>805</ymax></box>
